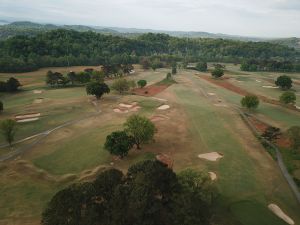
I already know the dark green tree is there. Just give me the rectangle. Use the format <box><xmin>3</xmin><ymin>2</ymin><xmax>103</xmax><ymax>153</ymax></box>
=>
<box><xmin>104</xmin><ymin>131</ymin><xmax>134</xmax><ymax>158</ymax></box>
<box><xmin>86</xmin><ymin>82</ymin><xmax>110</xmax><ymax>99</ymax></box>
<box><xmin>196</xmin><ymin>62</ymin><xmax>208</xmax><ymax>72</ymax></box>
<box><xmin>137</xmin><ymin>80</ymin><xmax>147</xmax><ymax>88</ymax></box>
<box><xmin>275</xmin><ymin>75</ymin><xmax>293</xmax><ymax>90</ymax></box>
<box><xmin>5</xmin><ymin>77</ymin><xmax>21</xmax><ymax>92</ymax></box>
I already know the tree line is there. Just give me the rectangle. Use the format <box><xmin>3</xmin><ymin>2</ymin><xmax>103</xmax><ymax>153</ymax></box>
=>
<box><xmin>0</xmin><ymin>29</ymin><xmax>298</xmax><ymax>72</ymax></box>
<box><xmin>241</xmin><ymin>59</ymin><xmax>300</xmax><ymax>72</ymax></box>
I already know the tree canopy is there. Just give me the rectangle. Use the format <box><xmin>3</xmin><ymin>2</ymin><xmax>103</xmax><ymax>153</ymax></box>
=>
<box><xmin>137</xmin><ymin>80</ymin><xmax>147</xmax><ymax>88</ymax></box>
<box><xmin>211</xmin><ymin>68</ymin><xmax>224</xmax><ymax>78</ymax></box>
<box><xmin>0</xmin><ymin>119</ymin><xmax>17</xmax><ymax>147</ymax></box>
<box><xmin>275</xmin><ymin>75</ymin><xmax>293</xmax><ymax>90</ymax></box>
<box><xmin>241</xmin><ymin>95</ymin><xmax>260</xmax><ymax>109</ymax></box>
<box><xmin>280</xmin><ymin>91</ymin><xmax>296</xmax><ymax>104</ymax></box>
<box><xmin>124</xmin><ymin>115</ymin><xmax>156</xmax><ymax>149</ymax></box>
<box><xmin>86</xmin><ymin>82</ymin><xmax>110</xmax><ymax>99</ymax></box>
<box><xmin>111</xmin><ymin>78</ymin><xmax>131</xmax><ymax>94</ymax></box>
<box><xmin>104</xmin><ymin>131</ymin><xmax>134</xmax><ymax>158</ymax></box>
<box><xmin>42</xmin><ymin>160</ymin><xmax>216</xmax><ymax>225</ymax></box>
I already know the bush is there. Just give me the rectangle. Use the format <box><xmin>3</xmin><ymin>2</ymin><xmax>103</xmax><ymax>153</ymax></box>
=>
<box><xmin>280</xmin><ymin>91</ymin><xmax>296</xmax><ymax>104</ymax></box>
<box><xmin>196</xmin><ymin>62</ymin><xmax>208</xmax><ymax>72</ymax></box>
<box><xmin>241</xmin><ymin>95</ymin><xmax>259</xmax><ymax>109</ymax></box>
<box><xmin>211</xmin><ymin>68</ymin><xmax>224</xmax><ymax>78</ymax></box>
<box><xmin>137</xmin><ymin>79</ymin><xmax>147</xmax><ymax>88</ymax></box>
<box><xmin>111</xmin><ymin>78</ymin><xmax>130</xmax><ymax>94</ymax></box>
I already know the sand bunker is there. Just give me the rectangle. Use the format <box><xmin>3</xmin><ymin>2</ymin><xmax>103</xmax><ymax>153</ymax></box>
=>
<box><xmin>262</xmin><ymin>86</ymin><xmax>279</xmax><ymax>89</ymax></box>
<box><xmin>198</xmin><ymin>152</ymin><xmax>223</xmax><ymax>161</ymax></box>
<box><xmin>113</xmin><ymin>108</ymin><xmax>129</xmax><ymax>113</ymax></box>
<box><xmin>33</xmin><ymin>98</ymin><xmax>43</xmax><ymax>104</ymax></box>
<box><xmin>33</xmin><ymin>90</ymin><xmax>43</xmax><ymax>94</ymax></box>
<box><xmin>295</xmin><ymin>105</ymin><xmax>300</xmax><ymax>110</ymax></box>
<box><xmin>15</xmin><ymin>113</ymin><xmax>41</xmax><ymax>120</ymax></box>
<box><xmin>17</xmin><ymin>118</ymin><xmax>40</xmax><ymax>123</ymax></box>
<box><xmin>268</xmin><ymin>204</ymin><xmax>294</xmax><ymax>225</ymax></box>
<box><xmin>114</xmin><ymin>102</ymin><xmax>141</xmax><ymax>113</ymax></box>
<box><xmin>152</xmin><ymin>97</ymin><xmax>168</xmax><ymax>102</ymax></box>
<box><xmin>157</xmin><ymin>105</ymin><xmax>170</xmax><ymax>110</ymax></box>
<box><xmin>256</xmin><ymin>80</ymin><xmax>262</xmax><ymax>83</ymax></box>
<box><xmin>208</xmin><ymin>172</ymin><xmax>217</xmax><ymax>181</ymax></box>
<box><xmin>208</xmin><ymin>92</ymin><xmax>216</xmax><ymax>96</ymax></box>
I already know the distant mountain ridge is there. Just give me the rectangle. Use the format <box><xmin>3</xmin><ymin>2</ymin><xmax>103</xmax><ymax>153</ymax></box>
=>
<box><xmin>0</xmin><ymin>20</ymin><xmax>299</xmax><ymax>50</ymax></box>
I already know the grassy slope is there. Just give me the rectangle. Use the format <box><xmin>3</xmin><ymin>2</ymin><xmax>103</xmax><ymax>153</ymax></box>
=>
<box><xmin>173</xmin><ymin>72</ymin><xmax>300</xmax><ymax>225</ymax></box>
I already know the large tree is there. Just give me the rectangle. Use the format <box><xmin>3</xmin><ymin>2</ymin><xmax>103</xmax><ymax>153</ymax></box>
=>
<box><xmin>124</xmin><ymin>115</ymin><xmax>156</xmax><ymax>149</ymax></box>
<box><xmin>275</xmin><ymin>75</ymin><xmax>293</xmax><ymax>90</ymax></box>
<box><xmin>104</xmin><ymin>131</ymin><xmax>134</xmax><ymax>158</ymax></box>
<box><xmin>0</xmin><ymin>119</ymin><xmax>17</xmax><ymax>147</ymax></box>
<box><xmin>86</xmin><ymin>82</ymin><xmax>110</xmax><ymax>99</ymax></box>
<box><xmin>42</xmin><ymin>160</ymin><xmax>214</xmax><ymax>225</ymax></box>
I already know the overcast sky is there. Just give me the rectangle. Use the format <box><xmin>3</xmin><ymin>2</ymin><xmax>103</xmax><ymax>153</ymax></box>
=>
<box><xmin>0</xmin><ymin>0</ymin><xmax>299</xmax><ymax>37</ymax></box>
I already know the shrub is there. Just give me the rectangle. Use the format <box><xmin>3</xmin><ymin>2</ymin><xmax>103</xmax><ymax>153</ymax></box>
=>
<box><xmin>241</xmin><ymin>95</ymin><xmax>259</xmax><ymax>109</ymax></box>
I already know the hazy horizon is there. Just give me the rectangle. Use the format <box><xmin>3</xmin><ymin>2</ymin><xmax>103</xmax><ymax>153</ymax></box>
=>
<box><xmin>1</xmin><ymin>0</ymin><xmax>300</xmax><ymax>38</ymax></box>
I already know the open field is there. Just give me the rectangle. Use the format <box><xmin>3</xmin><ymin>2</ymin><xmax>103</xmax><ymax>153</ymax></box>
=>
<box><xmin>0</xmin><ymin>65</ymin><xmax>300</xmax><ymax>225</ymax></box>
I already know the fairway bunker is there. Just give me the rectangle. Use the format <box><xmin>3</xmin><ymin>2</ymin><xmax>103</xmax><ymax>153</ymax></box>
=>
<box><xmin>114</xmin><ymin>102</ymin><xmax>141</xmax><ymax>113</ymax></box>
<box><xmin>208</xmin><ymin>92</ymin><xmax>216</xmax><ymax>96</ymax></box>
<box><xmin>33</xmin><ymin>98</ymin><xmax>44</xmax><ymax>104</ymax></box>
<box><xmin>262</xmin><ymin>86</ymin><xmax>279</xmax><ymax>89</ymax></box>
<box><xmin>208</xmin><ymin>172</ymin><xmax>217</xmax><ymax>181</ymax></box>
<box><xmin>256</xmin><ymin>79</ymin><xmax>262</xmax><ymax>83</ymax></box>
<box><xmin>268</xmin><ymin>204</ymin><xmax>294</xmax><ymax>225</ymax></box>
<box><xmin>157</xmin><ymin>105</ymin><xmax>170</xmax><ymax>110</ymax></box>
<box><xmin>33</xmin><ymin>90</ymin><xmax>43</xmax><ymax>94</ymax></box>
<box><xmin>15</xmin><ymin>113</ymin><xmax>41</xmax><ymax>123</ymax></box>
<box><xmin>198</xmin><ymin>152</ymin><xmax>224</xmax><ymax>161</ymax></box>
<box><xmin>214</xmin><ymin>103</ymin><xmax>228</xmax><ymax>107</ymax></box>
<box><xmin>152</xmin><ymin>97</ymin><xmax>168</xmax><ymax>102</ymax></box>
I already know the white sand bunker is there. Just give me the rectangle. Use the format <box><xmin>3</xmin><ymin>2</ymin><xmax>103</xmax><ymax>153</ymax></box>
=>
<box><xmin>152</xmin><ymin>97</ymin><xmax>168</xmax><ymax>102</ymax></box>
<box><xmin>256</xmin><ymin>80</ymin><xmax>262</xmax><ymax>83</ymax></box>
<box><xmin>262</xmin><ymin>86</ymin><xmax>279</xmax><ymax>89</ymax></box>
<box><xmin>33</xmin><ymin>90</ymin><xmax>43</xmax><ymax>94</ymax></box>
<box><xmin>113</xmin><ymin>108</ymin><xmax>129</xmax><ymax>114</ymax></box>
<box><xmin>268</xmin><ymin>204</ymin><xmax>294</xmax><ymax>225</ymax></box>
<box><xmin>198</xmin><ymin>152</ymin><xmax>224</xmax><ymax>161</ymax></box>
<box><xmin>15</xmin><ymin>113</ymin><xmax>41</xmax><ymax>123</ymax></box>
<box><xmin>295</xmin><ymin>105</ymin><xmax>300</xmax><ymax>110</ymax></box>
<box><xmin>33</xmin><ymin>98</ymin><xmax>43</xmax><ymax>104</ymax></box>
<box><xmin>157</xmin><ymin>105</ymin><xmax>170</xmax><ymax>110</ymax></box>
<box><xmin>114</xmin><ymin>102</ymin><xmax>140</xmax><ymax>113</ymax></box>
<box><xmin>208</xmin><ymin>92</ymin><xmax>216</xmax><ymax>96</ymax></box>
<box><xmin>17</xmin><ymin>118</ymin><xmax>39</xmax><ymax>123</ymax></box>
<box><xmin>15</xmin><ymin>113</ymin><xmax>41</xmax><ymax>120</ymax></box>
<box><xmin>208</xmin><ymin>172</ymin><xmax>217</xmax><ymax>181</ymax></box>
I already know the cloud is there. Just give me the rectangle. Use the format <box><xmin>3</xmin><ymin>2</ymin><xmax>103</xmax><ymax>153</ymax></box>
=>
<box><xmin>0</xmin><ymin>0</ymin><xmax>299</xmax><ymax>37</ymax></box>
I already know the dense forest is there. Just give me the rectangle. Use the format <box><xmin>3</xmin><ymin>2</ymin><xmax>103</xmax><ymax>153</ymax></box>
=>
<box><xmin>0</xmin><ymin>29</ymin><xmax>299</xmax><ymax>72</ymax></box>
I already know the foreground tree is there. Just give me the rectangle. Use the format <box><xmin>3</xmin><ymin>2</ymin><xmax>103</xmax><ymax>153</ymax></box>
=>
<box><xmin>0</xmin><ymin>119</ymin><xmax>17</xmax><ymax>147</ymax></box>
<box><xmin>275</xmin><ymin>75</ymin><xmax>293</xmax><ymax>90</ymax></box>
<box><xmin>287</xmin><ymin>126</ymin><xmax>300</xmax><ymax>150</ymax></box>
<box><xmin>86</xmin><ymin>82</ymin><xmax>110</xmax><ymax>99</ymax></box>
<box><xmin>211</xmin><ymin>68</ymin><xmax>224</xmax><ymax>78</ymax></box>
<box><xmin>104</xmin><ymin>131</ymin><xmax>134</xmax><ymax>158</ymax></box>
<box><xmin>280</xmin><ymin>91</ymin><xmax>296</xmax><ymax>104</ymax></box>
<box><xmin>42</xmin><ymin>160</ymin><xmax>214</xmax><ymax>225</ymax></box>
<box><xmin>111</xmin><ymin>78</ymin><xmax>131</xmax><ymax>94</ymax></box>
<box><xmin>241</xmin><ymin>95</ymin><xmax>259</xmax><ymax>110</ymax></box>
<box><xmin>124</xmin><ymin>115</ymin><xmax>156</xmax><ymax>149</ymax></box>
<box><xmin>137</xmin><ymin>80</ymin><xmax>147</xmax><ymax>88</ymax></box>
